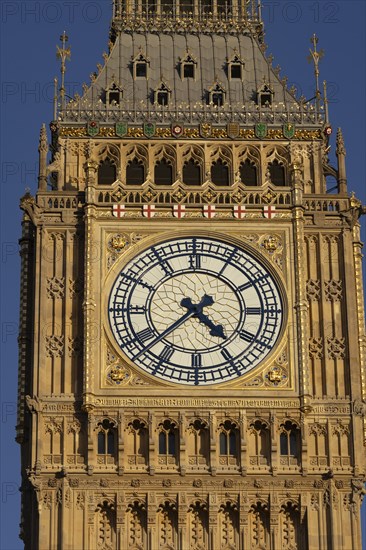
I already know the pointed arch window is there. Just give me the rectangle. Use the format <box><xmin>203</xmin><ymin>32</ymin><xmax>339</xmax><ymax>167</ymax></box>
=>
<box><xmin>268</xmin><ymin>159</ymin><xmax>286</xmax><ymax>186</ymax></box>
<box><xmin>155</xmin><ymin>158</ymin><xmax>173</xmax><ymax>185</ymax></box>
<box><xmin>219</xmin><ymin>420</ymin><xmax>238</xmax><ymax>456</ymax></box>
<box><xmin>97</xmin><ymin>419</ymin><xmax>117</xmax><ymax>455</ymax></box>
<box><xmin>126</xmin><ymin>158</ymin><xmax>145</xmax><ymax>185</ymax></box>
<box><xmin>183</xmin><ymin>159</ymin><xmax>201</xmax><ymax>185</ymax></box>
<box><xmin>240</xmin><ymin>159</ymin><xmax>258</xmax><ymax>186</ymax></box>
<box><xmin>158</xmin><ymin>420</ymin><xmax>177</xmax><ymax>456</ymax></box>
<box><xmin>211</xmin><ymin>158</ymin><xmax>229</xmax><ymax>186</ymax></box>
<box><xmin>280</xmin><ymin>420</ymin><xmax>300</xmax><ymax>458</ymax></box>
<box><xmin>98</xmin><ymin>158</ymin><xmax>117</xmax><ymax>185</ymax></box>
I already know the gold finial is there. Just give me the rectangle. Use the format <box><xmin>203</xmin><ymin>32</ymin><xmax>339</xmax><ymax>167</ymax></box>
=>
<box><xmin>53</xmin><ymin>77</ymin><xmax>58</xmax><ymax>120</ymax></box>
<box><xmin>56</xmin><ymin>31</ymin><xmax>71</xmax><ymax>111</ymax></box>
<box><xmin>323</xmin><ymin>80</ymin><xmax>329</xmax><ymax>124</ymax></box>
<box><xmin>307</xmin><ymin>34</ymin><xmax>324</xmax><ymax>112</ymax></box>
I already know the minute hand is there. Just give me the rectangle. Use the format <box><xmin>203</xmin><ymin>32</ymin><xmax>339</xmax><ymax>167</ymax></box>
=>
<box><xmin>133</xmin><ymin>308</ymin><xmax>196</xmax><ymax>361</ymax></box>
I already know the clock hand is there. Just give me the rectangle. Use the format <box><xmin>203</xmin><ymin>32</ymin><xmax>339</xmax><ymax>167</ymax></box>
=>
<box><xmin>181</xmin><ymin>294</ymin><xmax>226</xmax><ymax>339</ymax></box>
<box><xmin>132</xmin><ymin>307</ymin><xmax>196</xmax><ymax>360</ymax></box>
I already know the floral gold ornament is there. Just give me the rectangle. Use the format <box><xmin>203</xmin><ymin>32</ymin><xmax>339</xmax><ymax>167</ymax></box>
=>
<box><xmin>265</xmin><ymin>365</ymin><xmax>287</xmax><ymax>386</ymax></box>
<box><xmin>109</xmin><ymin>234</ymin><xmax>129</xmax><ymax>253</ymax></box>
<box><xmin>261</xmin><ymin>235</ymin><xmax>280</xmax><ymax>253</ymax></box>
<box><xmin>107</xmin><ymin>365</ymin><xmax>130</xmax><ymax>384</ymax></box>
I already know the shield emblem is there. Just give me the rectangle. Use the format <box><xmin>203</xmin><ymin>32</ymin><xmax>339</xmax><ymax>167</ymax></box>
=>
<box><xmin>255</xmin><ymin>123</ymin><xmax>267</xmax><ymax>139</ymax></box>
<box><xmin>172</xmin><ymin>123</ymin><xmax>184</xmax><ymax>138</ymax></box>
<box><xmin>115</xmin><ymin>122</ymin><xmax>128</xmax><ymax>137</ymax></box>
<box><xmin>283</xmin><ymin>123</ymin><xmax>295</xmax><ymax>139</ymax></box>
<box><xmin>200</xmin><ymin>123</ymin><xmax>212</xmax><ymax>138</ymax></box>
<box><xmin>87</xmin><ymin>121</ymin><xmax>99</xmax><ymax>136</ymax></box>
<box><xmin>227</xmin><ymin>122</ymin><xmax>239</xmax><ymax>139</ymax></box>
<box><xmin>143</xmin><ymin>122</ymin><xmax>156</xmax><ymax>138</ymax></box>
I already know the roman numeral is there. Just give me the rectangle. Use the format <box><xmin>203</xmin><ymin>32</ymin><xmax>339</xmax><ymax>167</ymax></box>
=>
<box><xmin>189</xmin><ymin>255</ymin><xmax>201</xmax><ymax>269</ymax></box>
<box><xmin>191</xmin><ymin>353</ymin><xmax>202</xmax><ymax>368</ymax></box>
<box><xmin>238</xmin><ymin>281</ymin><xmax>253</xmax><ymax>291</ymax></box>
<box><xmin>246</xmin><ymin>307</ymin><xmax>262</xmax><ymax>315</ymax></box>
<box><xmin>137</xmin><ymin>327</ymin><xmax>154</xmax><ymax>343</ymax></box>
<box><xmin>159</xmin><ymin>346</ymin><xmax>174</xmax><ymax>363</ymax></box>
<box><xmin>239</xmin><ymin>330</ymin><xmax>256</xmax><ymax>343</ymax></box>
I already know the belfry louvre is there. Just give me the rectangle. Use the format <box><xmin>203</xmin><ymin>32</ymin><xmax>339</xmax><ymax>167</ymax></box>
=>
<box><xmin>17</xmin><ymin>0</ymin><xmax>366</xmax><ymax>548</ymax></box>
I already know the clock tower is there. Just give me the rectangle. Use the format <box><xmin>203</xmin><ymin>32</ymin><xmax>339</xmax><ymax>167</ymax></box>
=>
<box><xmin>18</xmin><ymin>1</ymin><xmax>366</xmax><ymax>549</ymax></box>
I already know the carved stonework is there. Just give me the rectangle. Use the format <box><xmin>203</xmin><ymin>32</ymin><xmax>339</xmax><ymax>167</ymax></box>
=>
<box><xmin>46</xmin><ymin>277</ymin><xmax>65</xmax><ymax>299</ymax></box>
<box><xmin>69</xmin><ymin>278</ymin><xmax>83</xmax><ymax>297</ymax></box>
<box><xmin>107</xmin><ymin>232</ymin><xmax>145</xmax><ymax>269</ymax></box>
<box><xmin>326</xmin><ymin>337</ymin><xmax>346</xmax><ymax>359</ymax></box>
<box><xmin>309</xmin><ymin>337</ymin><xmax>323</xmax><ymax>359</ymax></box>
<box><xmin>325</xmin><ymin>280</ymin><xmax>343</xmax><ymax>302</ymax></box>
<box><xmin>45</xmin><ymin>335</ymin><xmax>65</xmax><ymax>357</ymax></box>
<box><xmin>306</xmin><ymin>279</ymin><xmax>320</xmax><ymax>301</ymax></box>
<box><xmin>68</xmin><ymin>336</ymin><xmax>83</xmax><ymax>357</ymax></box>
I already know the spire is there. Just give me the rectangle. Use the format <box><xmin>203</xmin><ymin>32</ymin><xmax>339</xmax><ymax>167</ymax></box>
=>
<box><xmin>308</xmin><ymin>34</ymin><xmax>324</xmax><ymax>113</ymax></box>
<box><xmin>56</xmin><ymin>31</ymin><xmax>71</xmax><ymax>111</ymax></box>
<box><xmin>336</xmin><ymin>128</ymin><xmax>347</xmax><ymax>194</ymax></box>
<box><xmin>38</xmin><ymin>124</ymin><xmax>48</xmax><ymax>191</ymax></box>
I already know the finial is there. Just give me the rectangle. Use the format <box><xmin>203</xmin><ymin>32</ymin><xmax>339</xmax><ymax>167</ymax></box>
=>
<box><xmin>56</xmin><ymin>31</ymin><xmax>71</xmax><ymax>111</ymax></box>
<box><xmin>336</xmin><ymin>128</ymin><xmax>347</xmax><ymax>194</ymax></box>
<box><xmin>38</xmin><ymin>124</ymin><xmax>48</xmax><ymax>191</ymax></box>
<box><xmin>53</xmin><ymin>77</ymin><xmax>58</xmax><ymax>120</ymax></box>
<box><xmin>307</xmin><ymin>34</ymin><xmax>324</xmax><ymax>113</ymax></box>
<box><xmin>336</xmin><ymin>128</ymin><xmax>346</xmax><ymax>156</ymax></box>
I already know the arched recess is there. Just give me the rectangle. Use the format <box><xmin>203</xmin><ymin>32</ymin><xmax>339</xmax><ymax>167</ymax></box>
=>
<box><xmin>218</xmin><ymin>500</ymin><xmax>239</xmax><ymax>549</ymax></box>
<box><xmin>248</xmin><ymin>419</ymin><xmax>270</xmax><ymax>468</ymax></box>
<box><xmin>126</xmin><ymin>499</ymin><xmax>147</xmax><ymax>549</ymax></box>
<box><xmin>210</xmin><ymin>146</ymin><xmax>232</xmax><ymax>186</ymax></box>
<box><xmin>182</xmin><ymin>146</ymin><xmax>204</xmax><ymax>186</ymax></box>
<box><xmin>95</xmin><ymin>417</ymin><xmax>117</xmax><ymax>465</ymax></box>
<box><xmin>126</xmin><ymin>417</ymin><xmax>148</xmax><ymax>468</ymax></box>
<box><xmin>125</xmin><ymin>145</ymin><xmax>148</xmax><ymax>185</ymax></box>
<box><xmin>308</xmin><ymin>423</ymin><xmax>328</xmax><ymax>470</ymax></box>
<box><xmin>187</xmin><ymin>418</ymin><xmax>209</xmax><ymax>467</ymax></box>
<box><xmin>187</xmin><ymin>500</ymin><xmax>208</xmax><ymax>549</ymax></box>
<box><xmin>248</xmin><ymin>501</ymin><xmax>270</xmax><ymax>548</ymax></box>
<box><xmin>265</xmin><ymin>147</ymin><xmax>289</xmax><ymax>186</ymax></box>
<box><xmin>279</xmin><ymin>500</ymin><xmax>305</xmax><ymax>549</ymax></box>
<box><xmin>96</xmin><ymin>144</ymin><xmax>120</xmax><ymax>185</ymax></box>
<box><xmin>157</xmin><ymin>418</ymin><xmax>178</xmax><ymax>465</ymax></box>
<box><xmin>218</xmin><ymin>419</ymin><xmax>239</xmax><ymax>466</ymax></box>
<box><xmin>154</xmin><ymin>146</ymin><xmax>176</xmax><ymax>185</ymax></box>
<box><xmin>95</xmin><ymin>499</ymin><xmax>116</xmax><ymax>549</ymax></box>
<box><xmin>156</xmin><ymin>500</ymin><xmax>178</xmax><ymax>549</ymax></box>
<box><xmin>237</xmin><ymin>146</ymin><xmax>260</xmax><ymax>186</ymax></box>
<box><xmin>279</xmin><ymin>419</ymin><xmax>301</xmax><ymax>467</ymax></box>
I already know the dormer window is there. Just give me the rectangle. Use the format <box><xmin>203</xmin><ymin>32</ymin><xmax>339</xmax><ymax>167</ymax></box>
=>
<box><xmin>154</xmin><ymin>81</ymin><xmax>171</xmax><ymax>106</ymax></box>
<box><xmin>227</xmin><ymin>52</ymin><xmax>244</xmax><ymax>81</ymax></box>
<box><xmin>207</xmin><ymin>81</ymin><xmax>226</xmax><ymax>106</ymax></box>
<box><xmin>106</xmin><ymin>82</ymin><xmax>123</xmax><ymax>105</ymax></box>
<box><xmin>132</xmin><ymin>50</ymin><xmax>150</xmax><ymax>79</ymax></box>
<box><xmin>180</xmin><ymin>51</ymin><xmax>197</xmax><ymax>80</ymax></box>
<box><xmin>257</xmin><ymin>83</ymin><xmax>274</xmax><ymax>107</ymax></box>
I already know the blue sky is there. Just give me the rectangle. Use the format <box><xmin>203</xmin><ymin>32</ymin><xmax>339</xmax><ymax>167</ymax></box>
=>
<box><xmin>1</xmin><ymin>1</ymin><xmax>365</xmax><ymax>548</ymax></box>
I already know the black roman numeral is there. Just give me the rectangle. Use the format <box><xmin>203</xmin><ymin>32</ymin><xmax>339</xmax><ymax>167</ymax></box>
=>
<box><xmin>137</xmin><ymin>327</ymin><xmax>154</xmax><ymax>342</ymax></box>
<box><xmin>159</xmin><ymin>346</ymin><xmax>174</xmax><ymax>363</ymax></box>
<box><xmin>191</xmin><ymin>353</ymin><xmax>202</xmax><ymax>367</ymax></box>
<box><xmin>239</xmin><ymin>330</ymin><xmax>256</xmax><ymax>343</ymax></box>
<box><xmin>246</xmin><ymin>307</ymin><xmax>262</xmax><ymax>315</ymax></box>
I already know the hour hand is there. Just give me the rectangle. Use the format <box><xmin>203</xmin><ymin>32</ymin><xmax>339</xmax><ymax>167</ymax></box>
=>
<box><xmin>195</xmin><ymin>311</ymin><xmax>226</xmax><ymax>339</ymax></box>
<box><xmin>180</xmin><ymin>294</ymin><xmax>226</xmax><ymax>339</ymax></box>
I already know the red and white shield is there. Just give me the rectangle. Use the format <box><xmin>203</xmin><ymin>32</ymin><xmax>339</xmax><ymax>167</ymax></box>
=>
<box><xmin>143</xmin><ymin>204</ymin><xmax>156</xmax><ymax>218</ymax></box>
<box><xmin>112</xmin><ymin>204</ymin><xmax>125</xmax><ymax>218</ymax></box>
<box><xmin>173</xmin><ymin>204</ymin><xmax>186</xmax><ymax>218</ymax></box>
<box><xmin>233</xmin><ymin>205</ymin><xmax>246</xmax><ymax>219</ymax></box>
<box><xmin>263</xmin><ymin>205</ymin><xmax>276</xmax><ymax>219</ymax></box>
<box><xmin>203</xmin><ymin>205</ymin><xmax>216</xmax><ymax>219</ymax></box>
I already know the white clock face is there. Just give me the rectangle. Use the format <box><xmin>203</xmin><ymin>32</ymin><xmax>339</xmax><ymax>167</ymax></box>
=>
<box><xmin>108</xmin><ymin>236</ymin><xmax>284</xmax><ymax>385</ymax></box>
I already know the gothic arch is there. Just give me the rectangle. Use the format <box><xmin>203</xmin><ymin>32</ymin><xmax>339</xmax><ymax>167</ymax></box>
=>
<box><xmin>96</xmin><ymin>144</ymin><xmax>120</xmax><ymax>185</ymax></box>
<box><xmin>125</xmin><ymin>417</ymin><xmax>148</xmax><ymax>468</ymax></box>
<box><xmin>265</xmin><ymin>147</ymin><xmax>289</xmax><ymax>186</ymax></box>
<box><xmin>181</xmin><ymin>145</ymin><xmax>204</xmax><ymax>186</ymax></box>
<box><xmin>95</xmin><ymin>499</ymin><xmax>116</xmax><ymax>550</ymax></box>
<box><xmin>125</xmin><ymin>144</ymin><xmax>148</xmax><ymax>185</ymax></box>
<box><xmin>187</xmin><ymin>417</ymin><xmax>209</xmax><ymax>467</ymax></box>
<box><xmin>248</xmin><ymin>418</ymin><xmax>270</xmax><ymax>468</ymax></box>
<box><xmin>248</xmin><ymin>500</ymin><xmax>270</xmax><ymax>548</ymax></box>
<box><xmin>156</xmin><ymin>499</ymin><xmax>178</xmax><ymax>549</ymax></box>
<box><xmin>126</xmin><ymin>499</ymin><xmax>147</xmax><ymax>549</ymax></box>
<box><xmin>237</xmin><ymin>146</ymin><xmax>260</xmax><ymax>186</ymax></box>
<box><xmin>218</xmin><ymin>419</ymin><xmax>239</xmax><ymax>465</ymax></box>
<box><xmin>279</xmin><ymin>500</ymin><xmax>303</xmax><ymax>550</ymax></box>
<box><xmin>209</xmin><ymin>146</ymin><xmax>232</xmax><ymax>186</ymax></box>
<box><xmin>279</xmin><ymin>419</ymin><xmax>301</xmax><ymax>467</ymax></box>
<box><xmin>187</xmin><ymin>499</ymin><xmax>208</xmax><ymax>549</ymax></box>
<box><xmin>218</xmin><ymin>499</ymin><xmax>239</xmax><ymax>549</ymax></box>
<box><xmin>153</xmin><ymin>145</ymin><xmax>176</xmax><ymax>185</ymax></box>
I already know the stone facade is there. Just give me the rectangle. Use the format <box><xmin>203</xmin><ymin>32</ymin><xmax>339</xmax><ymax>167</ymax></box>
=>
<box><xmin>17</xmin><ymin>1</ymin><xmax>366</xmax><ymax>548</ymax></box>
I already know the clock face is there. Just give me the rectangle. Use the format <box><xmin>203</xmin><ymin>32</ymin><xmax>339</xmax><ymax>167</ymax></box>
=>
<box><xmin>108</xmin><ymin>236</ymin><xmax>284</xmax><ymax>385</ymax></box>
